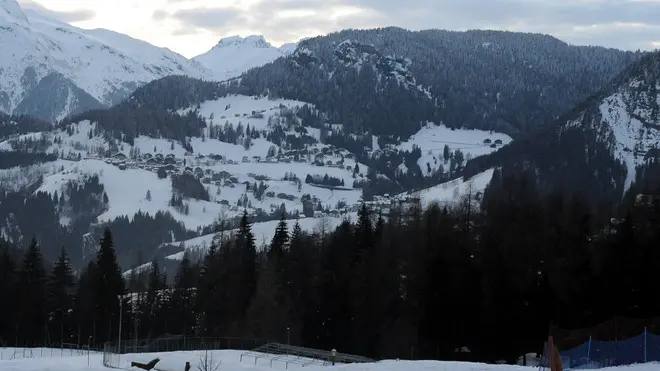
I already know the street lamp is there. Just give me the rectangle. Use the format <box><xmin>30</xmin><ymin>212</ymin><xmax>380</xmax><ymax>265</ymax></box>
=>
<box><xmin>286</xmin><ymin>327</ymin><xmax>290</xmax><ymax>346</ymax></box>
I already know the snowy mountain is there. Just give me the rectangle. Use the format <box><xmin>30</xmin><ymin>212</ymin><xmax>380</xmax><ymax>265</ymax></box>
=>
<box><xmin>0</xmin><ymin>0</ymin><xmax>211</xmax><ymax>121</ymax></box>
<box><xmin>561</xmin><ymin>53</ymin><xmax>660</xmax><ymax>191</ymax></box>
<box><xmin>460</xmin><ymin>51</ymin><xmax>660</xmax><ymax>208</ymax></box>
<box><xmin>193</xmin><ymin>35</ymin><xmax>295</xmax><ymax>81</ymax></box>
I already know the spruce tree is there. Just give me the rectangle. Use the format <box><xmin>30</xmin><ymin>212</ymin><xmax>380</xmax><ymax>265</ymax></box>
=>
<box><xmin>95</xmin><ymin>228</ymin><xmax>125</xmax><ymax>343</ymax></box>
<box><xmin>0</xmin><ymin>246</ymin><xmax>17</xmax><ymax>345</ymax></box>
<box><xmin>17</xmin><ymin>237</ymin><xmax>47</xmax><ymax>345</ymax></box>
<box><xmin>269</xmin><ymin>213</ymin><xmax>289</xmax><ymax>261</ymax></box>
<box><xmin>48</xmin><ymin>247</ymin><xmax>75</xmax><ymax>346</ymax></box>
<box><xmin>170</xmin><ymin>253</ymin><xmax>196</xmax><ymax>335</ymax></box>
<box><xmin>234</xmin><ymin>211</ymin><xmax>257</xmax><ymax>326</ymax></box>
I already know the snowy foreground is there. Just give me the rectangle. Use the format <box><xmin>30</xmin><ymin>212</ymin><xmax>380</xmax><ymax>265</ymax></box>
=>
<box><xmin>1</xmin><ymin>348</ymin><xmax>659</xmax><ymax>371</ymax></box>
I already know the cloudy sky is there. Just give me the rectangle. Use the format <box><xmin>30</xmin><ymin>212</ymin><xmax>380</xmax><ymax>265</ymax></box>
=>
<box><xmin>17</xmin><ymin>0</ymin><xmax>660</xmax><ymax>58</ymax></box>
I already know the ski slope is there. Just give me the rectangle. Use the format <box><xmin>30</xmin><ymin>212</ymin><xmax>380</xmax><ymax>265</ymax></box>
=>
<box><xmin>1</xmin><ymin>348</ymin><xmax>659</xmax><ymax>371</ymax></box>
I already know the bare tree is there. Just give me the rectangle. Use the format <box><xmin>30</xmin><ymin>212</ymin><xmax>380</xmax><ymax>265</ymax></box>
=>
<box><xmin>197</xmin><ymin>350</ymin><xmax>221</xmax><ymax>371</ymax></box>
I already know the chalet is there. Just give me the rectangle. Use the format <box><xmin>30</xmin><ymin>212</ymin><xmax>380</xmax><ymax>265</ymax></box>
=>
<box><xmin>164</xmin><ymin>157</ymin><xmax>176</xmax><ymax>165</ymax></box>
<box><xmin>205</xmin><ymin>169</ymin><xmax>213</xmax><ymax>175</ymax></box>
<box><xmin>483</xmin><ymin>138</ymin><xmax>492</xmax><ymax>144</ymax></box>
<box><xmin>345</xmin><ymin>153</ymin><xmax>355</xmax><ymax>159</ymax></box>
<box><xmin>185</xmin><ymin>166</ymin><xmax>193</xmax><ymax>173</ymax></box>
<box><xmin>194</xmin><ymin>167</ymin><xmax>203</xmax><ymax>173</ymax></box>
<box><xmin>227</xmin><ymin>159</ymin><xmax>235</xmax><ymax>164</ymax></box>
<box><xmin>113</xmin><ymin>153</ymin><xmax>128</xmax><ymax>161</ymax></box>
<box><xmin>155</xmin><ymin>153</ymin><xmax>164</xmax><ymax>160</ymax></box>
<box><xmin>166</xmin><ymin>153</ymin><xmax>175</xmax><ymax>159</ymax></box>
<box><xmin>142</xmin><ymin>153</ymin><xmax>153</xmax><ymax>160</ymax></box>
<box><xmin>252</xmin><ymin>156</ymin><xmax>262</xmax><ymax>162</ymax></box>
<box><xmin>326</xmin><ymin>160</ymin><xmax>333</xmax><ymax>166</ymax></box>
<box><xmin>118</xmin><ymin>164</ymin><xmax>127</xmax><ymax>170</ymax></box>
<box><xmin>211</xmin><ymin>174</ymin><xmax>223</xmax><ymax>181</ymax></box>
<box><xmin>163</xmin><ymin>164</ymin><xmax>177</xmax><ymax>172</ymax></box>
<box><xmin>202</xmin><ymin>177</ymin><xmax>211</xmax><ymax>184</ymax></box>
<box><xmin>494</xmin><ymin>139</ymin><xmax>503</xmax><ymax>145</ymax></box>
<box><xmin>242</xmin><ymin>156</ymin><xmax>250</xmax><ymax>163</ymax></box>
<box><xmin>146</xmin><ymin>158</ymin><xmax>157</xmax><ymax>166</ymax></box>
<box><xmin>211</xmin><ymin>154</ymin><xmax>224</xmax><ymax>161</ymax></box>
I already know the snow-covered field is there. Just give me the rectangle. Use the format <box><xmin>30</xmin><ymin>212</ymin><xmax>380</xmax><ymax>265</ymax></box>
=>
<box><xmin>396</xmin><ymin>123</ymin><xmax>511</xmax><ymax>176</ymax></box>
<box><xmin>1</xmin><ymin>348</ymin><xmax>659</xmax><ymax>371</ymax></box>
<box><xmin>397</xmin><ymin>169</ymin><xmax>495</xmax><ymax>208</ymax></box>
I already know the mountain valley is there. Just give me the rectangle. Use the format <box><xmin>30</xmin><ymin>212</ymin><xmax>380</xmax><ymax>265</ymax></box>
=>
<box><xmin>1</xmin><ymin>0</ymin><xmax>660</xmax><ymax>272</ymax></box>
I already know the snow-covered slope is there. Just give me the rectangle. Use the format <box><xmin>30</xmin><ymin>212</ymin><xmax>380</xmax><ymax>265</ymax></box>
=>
<box><xmin>162</xmin><ymin>213</ymin><xmax>354</xmax><ymax>262</ymax></box>
<box><xmin>1</xmin><ymin>94</ymin><xmax>367</xmax><ymax>232</ymax></box>
<box><xmin>3</xmin><ymin>348</ymin><xmax>660</xmax><ymax>371</ymax></box>
<box><xmin>562</xmin><ymin>53</ymin><xmax>660</xmax><ymax>191</ymax></box>
<box><xmin>395</xmin><ymin>123</ymin><xmax>512</xmax><ymax>176</ymax></box>
<box><xmin>0</xmin><ymin>0</ymin><xmax>210</xmax><ymax>121</ymax></box>
<box><xmin>396</xmin><ymin>169</ymin><xmax>495</xmax><ymax>208</ymax></box>
<box><xmin>193</xmin><ymin>35</ymin><xmax>295</xmax><ymax>81</ymax></box>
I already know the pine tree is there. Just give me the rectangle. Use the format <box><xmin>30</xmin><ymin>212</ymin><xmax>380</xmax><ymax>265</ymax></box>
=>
<box><xmin>95</xmin><ymin>228</ymin><xmax>125</xmax><ymax>344</ymax></box>
<box><xmin>269</xmin><ymin>213</ymin><xmax>289</xmax><ymax>261</ymax></box>
<box><xmin>48</xmin><ymin>247</ymin><xmax>75</xmax><ymax>346</ymax></box>
<box><xmin>146</xmin><ymin>190</ymin><xmax>152</xmax><ymax>201</ymax></box>
<box><xmin>17</xmin><ymin>237</ymin><xmax>47</xmax><ymax>345</ymax></box>
<box><xmin>234</xmin><ymin>211</ymin><xmax>257</xmax><ymax>326</ymax></box>
<box><xmin>0</xmin><ymin>246</ymin><xmax>17</xmax><ymax>345</ymax></box>
<box><xmin>170</xmin><ymin>253</ymin><xmax>196</xmax><ymax>336</ymax></box>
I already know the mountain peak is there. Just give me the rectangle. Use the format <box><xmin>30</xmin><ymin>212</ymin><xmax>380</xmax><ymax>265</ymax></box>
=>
<box><xmin>215</xmin><ymin>35</ymin><xmax>272</xmax><ymax>49</ymax></box>
<box><xmin>0</xmin><ymin>0</ymin><xmax>29</xmax><ymax>26</ymax></box>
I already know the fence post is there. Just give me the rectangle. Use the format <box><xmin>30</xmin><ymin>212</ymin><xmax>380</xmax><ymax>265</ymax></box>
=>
<box><xmin>587</xmin><ymin>336</ymin><xmax>592</xmax><ymax>363</ymax></box>
<box><xmin>644</xmin><ymin>327</ymin><xmax>648</xmax><ymax>363</ymax></box>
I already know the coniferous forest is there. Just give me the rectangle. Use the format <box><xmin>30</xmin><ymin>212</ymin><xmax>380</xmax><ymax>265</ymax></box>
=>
<box><xmin>2</xmin><ymin>170</ymin><xmax>660</xmax><ymax>363</ymax></box>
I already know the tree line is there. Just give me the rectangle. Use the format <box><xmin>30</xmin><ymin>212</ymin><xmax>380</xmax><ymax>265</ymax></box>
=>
<box><xmin>3</xmin><ymin>171</ymin><xmax>660</xmax><ymax>362</ymax></box>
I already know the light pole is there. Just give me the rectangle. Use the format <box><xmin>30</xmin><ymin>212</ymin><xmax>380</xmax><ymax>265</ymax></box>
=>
<box><xmin>286</xmin><ymin>327</ymin><xmax>290</xmax><ymax>346</ymax></box>
<box><xmin>88</xmin><ymin>336</ymin><xmax>92</xmax><ymax>366</ymax></box>
<box><xmin>118</xmin><ymin>295</ymin><xmax>123</xmax><ymax>366</ymax></box>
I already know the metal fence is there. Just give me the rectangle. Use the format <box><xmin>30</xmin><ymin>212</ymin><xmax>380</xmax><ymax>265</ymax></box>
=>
<box><xmin>102</xmin><ymin>336</ymin><xmax>268</xmax><ymax>368</ymax></box>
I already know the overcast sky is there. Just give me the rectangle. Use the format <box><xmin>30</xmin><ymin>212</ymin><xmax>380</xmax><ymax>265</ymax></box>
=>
<box><xmin>17</xmin><ymin>0</ymin><xmax>660</xmax><ymax>58</ymax></box>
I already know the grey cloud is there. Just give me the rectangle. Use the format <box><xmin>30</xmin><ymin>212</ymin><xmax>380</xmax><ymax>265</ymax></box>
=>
<box><xmin>19</xmin><ymin>0</ymin><xmax>96</xmax><ymax>23</ymax></box>
<box><xmin>170</xmin><ymin>7</ymin><xmax>244</xmax><ymax>31</ymax></box>
<box><xmin>152</xmin><ymin>9</ymin><xmax>168</xmax><ymax>21</ymax></box>
<box><xmin>162</xmin><ymin>0</ymin><xmax>660</xmax><ymax>51</ymax></box>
